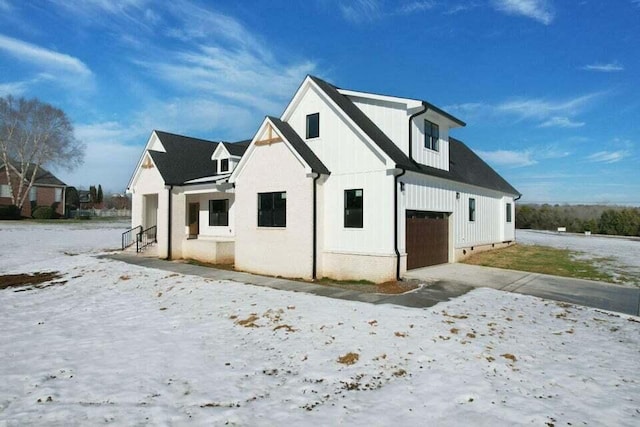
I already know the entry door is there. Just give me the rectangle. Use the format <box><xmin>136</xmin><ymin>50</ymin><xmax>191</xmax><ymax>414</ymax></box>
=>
<box><xmin>406</xmin><ymin>210</ymin><xmax>449</xmax><ymax>269</ymax></box>
<box><xmin>188</xmin><ymin>203</ymin><xmax>199</xmax><ymax>237</ymax></box>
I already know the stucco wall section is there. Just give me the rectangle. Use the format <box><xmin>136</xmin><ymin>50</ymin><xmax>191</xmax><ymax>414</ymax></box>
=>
<box><xmin>321</xmin><ymin>251</ymin><xmax>399</xmax><ymax>283</ymax></box>
<box><xmin>234</xmin><ymin>141</ymin><xmax>314</xmax><ymax>279</ymax></box>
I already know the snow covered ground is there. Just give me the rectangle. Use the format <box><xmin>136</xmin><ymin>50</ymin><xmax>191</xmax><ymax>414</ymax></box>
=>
<box><xmin>1</xmin><ymin>221</ymin><xmax>639</xmax><ymax>425</ymax></box>
<box><xmin>517</xmin><ymin>229</ymin><xmax>640</xmax><ymax>285</ymax></box>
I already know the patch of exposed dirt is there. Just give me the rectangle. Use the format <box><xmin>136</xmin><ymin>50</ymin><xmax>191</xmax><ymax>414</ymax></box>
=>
<box><xmin>0</xmin><ymin>272</ymin><xmax>63</xmax><ymax>291</ymax></box>
<box><xmin>318</xmin><ymin>279</ymin><xmax>421</xmax><ymax>295</ymax></box>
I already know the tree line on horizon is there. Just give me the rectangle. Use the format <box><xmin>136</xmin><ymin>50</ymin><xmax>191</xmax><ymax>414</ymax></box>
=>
<box><xmin>516</xmin><ymin>204</ymin><xmax>640</xmax><ymax>237</ymax></box>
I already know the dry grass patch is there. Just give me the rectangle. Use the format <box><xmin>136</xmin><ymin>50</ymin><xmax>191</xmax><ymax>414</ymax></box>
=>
<box><xmin>236</xmin><ymin>314</ymin><xmax>260</xmax><ymax>328</ymax></box>
<box><xmin>337</xmin><ymin>352</ymin><xmax>360</xmax><ymax>365</ymax></box>
<box><xmin>463</xmin><ymin>244</ymin><xmax>615</xmax><ymax>282</ymax></box>
<box><xmin>0</xmin><ymin>272</ymin><xmax>63</xmax><ymax>291</ymax></box>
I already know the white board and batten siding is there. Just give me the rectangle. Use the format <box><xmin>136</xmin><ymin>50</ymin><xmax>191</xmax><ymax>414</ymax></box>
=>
<box><xmin>401</xmin><ymin>171</ymin><xmax>515</xmax><ymax>253</ymax></box>
<box><xmin>285</xmin><ymin>84</ymin><xmax>397</xmax><ymax>257</ymax></box>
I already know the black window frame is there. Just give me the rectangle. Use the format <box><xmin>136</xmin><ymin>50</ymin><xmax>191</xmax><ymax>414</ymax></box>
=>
<box><xmin>220</xmin><ymin>158</ymin><xmax>229</xmax><ymax>172</ymax></box>
<box><xmin>506</xmin><ymin>203</ymin><xmax>512</xmax><ymax>223</ymax></box>
<box><xmin>209</xmin><ymin>199</ymin><xmax>229</xmax><ymax>226</ymax></box>
<box><xmin>258</xmin><ymin>191</ymin><xmax>286</xmax><ymax>227</ymax></box>
<box><xmin>469</xmin><ymin>198</ymin><xmax>476</xmax><ymax>222</ymax></box>
<box><xmin>424</xmin><ymin>119</ymin><xmax>440</xmax><ymax>151</ymax></box>
<box><xmin>344</xmin><ymin>189</ymin><xmax>363</xmax><ymax>228</ymax></box>
<box><xmin>306</xmin><ymin>113</ymin><xmax>319</xmax><ymax>139</ymax></box>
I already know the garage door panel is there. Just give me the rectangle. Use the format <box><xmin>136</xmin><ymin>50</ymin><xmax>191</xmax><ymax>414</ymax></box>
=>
<box><xmin>406</xmin><ymin>211</ymin><xmax>449</xmax><ymax>270</ymax></box>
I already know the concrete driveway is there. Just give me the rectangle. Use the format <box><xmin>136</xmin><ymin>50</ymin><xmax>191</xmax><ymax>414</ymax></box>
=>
<box><xmin>405</xmin><ymin>263</ymin><xmax>640</xmax><ymax>316</ymax></box>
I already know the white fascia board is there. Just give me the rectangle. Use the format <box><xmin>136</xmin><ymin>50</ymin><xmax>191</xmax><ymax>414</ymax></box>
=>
<box><xmin>128</xmin><ymin>151</ymin><xmax>161</xmax><ymax>192</ymax></box>
<box><xmin>229</xmin><ymin>117</ymin><xmax>310</xmax><ymax>183</ymax></box>
<box><xmin>211</xmin><ymin>142</ymin><xmax>229</xmax><ymax>160</ymax></box>
<box><xmin>338</xmin><ymin>89</ymin><xmax>422</xmax><ymax>110</ymax></box>
<box><xmin>126</xmin><ymin>131</ymin><xmax>165</xmax><ymax>190</ymax></box>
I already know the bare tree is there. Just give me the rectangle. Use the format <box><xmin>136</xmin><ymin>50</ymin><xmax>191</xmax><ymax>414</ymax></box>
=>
<box><xmin>0</xmin><ymin>96</ymin><xmax>84</xmax><ymax>209</ymax></box>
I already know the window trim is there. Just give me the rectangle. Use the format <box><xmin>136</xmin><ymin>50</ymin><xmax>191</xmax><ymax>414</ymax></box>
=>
<box><xmin>220</xmin><ymin>158</ymin><xmax>229</xmax><ymax>173</ymax></box>
<box><xmin>306</xmin><ymin>113</ymin><xmax>320</xmax><ymax>139</ymax></box>
<box><xmin>344</xmin><ymin>188</ymin><xmax>363</xmax><ymax>228</ymax></box>
<box><xmin>469</xmin><ymin>198</ymin><xmax>476</xmax><ymax>222</ymax></box>
<box><xmin>258</xmin><ymin>191</ymin><xmax>287</xmax><ymax>228</ymax></box>
<box><xmin>0</xmin><ymin>184</ymin><xmax>10</xmax><ymax>198</ymax></box>
<box><xmin>506</xmin><ymin>203</ymin><xmax>512</xmax><ymax>223</ymax></box>
<box><xmin>424</xmin><ymin>119</ymin><xmax>440</xmax><ymax>152</ymax></box>
<box><xmin>208</xmin><ymin>199</ymin><xmax>229</xmax><ymax>227</ymax></box>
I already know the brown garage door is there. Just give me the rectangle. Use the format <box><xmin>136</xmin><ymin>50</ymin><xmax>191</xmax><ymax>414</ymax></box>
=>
<box><xmin>406</xmin><ymin>210</ymin><xmax>449</xmax><ymax>269</ymax></box>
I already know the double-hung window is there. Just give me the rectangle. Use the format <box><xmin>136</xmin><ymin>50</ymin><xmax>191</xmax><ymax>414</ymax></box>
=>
<box><xmin>209</xmin><ymin>199</ymin><xmax>229</xmax><ymax>226</ymax></box>
<box><xmin>425</xmin><ymin>120</ymin><xmax>439</xmax><ymax>151</ymax></box>
<box><xmin>469</xmin><ymin>198</ymin><xmax>476</xmax><ymax>222</ymax></box>
<box><xmin>306</xmin><ymin>113</ymin><xmax>319</xmax><ymax>139</ymax></box>
<box><xmin>29</xmin><ymin>186</ymin><xmax>37</xmax><ymax>202</ymax></box>
<box><xmin>220</xmin><ymin>159</ymin><xmax>229</xmax><ymax>173</ymax></box>
<box><xmin>506</xmin><ymin>203</ymin><xmax>512</xmax><ymax>223</ymax></box>
<box><xmin>344</xmin><ymin>189</ymin><xmax>363</xmax><ymax>228</ymax></box>
<box><xmin>258</xmin><ymin>192</ymin><xmax>286</xmax><ymax>227</ymax></box>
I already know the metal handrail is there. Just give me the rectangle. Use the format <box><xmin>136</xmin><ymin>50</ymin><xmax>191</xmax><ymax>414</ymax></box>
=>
<box><xmin>136</xmin><ymin>225</ymin><xmax>157</xmax><ymax>252</ymax></box>
<box><xmin>122</xmin><ymin>225</ymin><xmax>142</xmax><ymax>250</ymax></box>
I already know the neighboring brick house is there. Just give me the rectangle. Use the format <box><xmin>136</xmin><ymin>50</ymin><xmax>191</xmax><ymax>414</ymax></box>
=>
<box><xmin>0</xmin><ymin>163</ymin><xmax>67</xmax><ymax>217</ymax></box>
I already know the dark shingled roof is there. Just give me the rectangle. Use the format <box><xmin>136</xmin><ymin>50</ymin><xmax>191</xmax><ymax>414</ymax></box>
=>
<box><xmin>268</xmin><ymin>117</ymin><xmax>330</xmax><ymax>175</ymax></box>
<box><xmin>223</xmin><ymin>140</ymin><xmax>251</xmax><ymax>156</ymax></box>
<box><xmin>1</xmin><ymin>162</ymin><xmax>66</xmax><ymax>186</ymax></box>
<box><xmin>309</xmin><ymin>75</ymin><xmax>519</xmax><ymax>195</ymax></box>
<box><xmin>149</xmin><ymin>131</ymin><xmax>219</xmax><ymax>185</ymax></box>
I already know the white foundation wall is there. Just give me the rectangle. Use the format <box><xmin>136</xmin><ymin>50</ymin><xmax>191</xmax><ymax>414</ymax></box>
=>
<box><xmin>129</xmin><ymin>163</ymin><xmax>169</xmax><ymax>258</ymax></box>
<box><xmin>234</xmin><ymin>141</ymin><xmax>314</xmax><ymax>279</ymax></box>
<box><xmin>401</xmin><ymin>171</ymin><xmax>516</xmax><ymax>255</ymax></box>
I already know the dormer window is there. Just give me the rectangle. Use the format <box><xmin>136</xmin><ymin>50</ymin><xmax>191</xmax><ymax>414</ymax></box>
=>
<box><xmin>220</xmin><ymin>158</ymin><xmax>229</xmax><ymax>172</ymax></box>
<box><xmin>425</xmin><ymin>120</ymin><xmax>439</xmax><ymax>151</ymax></box>
<box><xmin>306</xmin><ymin>113</ymin><xmax>319</xmax><ymax>139</ymax></box>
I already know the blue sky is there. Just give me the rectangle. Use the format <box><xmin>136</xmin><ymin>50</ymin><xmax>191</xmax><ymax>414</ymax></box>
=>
<box><xmin>0</xmin><ymin>0</ymin><xmax>638</xmax><ymax>204</ymax></box>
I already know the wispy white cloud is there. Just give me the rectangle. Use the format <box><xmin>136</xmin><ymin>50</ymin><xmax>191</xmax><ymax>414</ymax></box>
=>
<box><xmin>0</xmin><ymin>0</ymin><xmax>12</xmax><ymax>12</ymax></box>
<box><xmin>337</xmin><ymin>0</ymin><xmax>383</xmax><ymax>23</ymax></box>
<box><xmin>477</xmin><ymin>149</ymin><xmax>537</xmax><ymax>168</ymax></box>
<box><xmin>398</xmin><ymin>1</ymin><xmax>435</xmax><ymax>14</ymax></box>
<box><xmin>495</xmin><ymin>93</ymin><xmax>599</xmax><ymax>120</ymax></box>
<box><xmin>538</xmin><ymin>116</ymin><xmax>585</xmax><ymax>128</ymax></box>
<box><xmin>445</xmin><ymin>93</ymin><xmax>599</xmax><ymax>127</ymax></box>
<box><xmin>491</xmin><ymin>0</ymin><xmax>554</xmax><ymax>25</ymax></box>
<box><xmin>587</xmin><ymin>150</ymin><xmax>630</xmax><ymax>164</ymax></box>
<box><xmin>0</xmin><ymin>34</ymin><xmax>92</xmax><ymax>77</ymax></box>
<box><xmin>136</xmin><ymin>2</ymin><xmax>318</xmax><ymax>117</ymax></box>
<box><xmin>581</xmin><ymin>62</ymin><xmax>624</xmax><ymax>72</ymax></box>
<box><xmin>444</xmin><ymin>3</ymin><xmax>479</xmax><ymax>15</ymax></box>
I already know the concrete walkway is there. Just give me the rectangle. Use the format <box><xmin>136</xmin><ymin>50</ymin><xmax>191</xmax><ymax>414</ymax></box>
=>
<box><xmin>105</xmin><ymin>253</ymin><xmax>472</xmax><ymax>308</ymax></box>
<box><xmin>406</xmin><ymin>263</ymin><xmax>640</xmax><ymax>316</ymax></box>
<box><xmin>105</xmin><ymin>253</ymin><xmax>640</xmax><ymax>316</ymax></box>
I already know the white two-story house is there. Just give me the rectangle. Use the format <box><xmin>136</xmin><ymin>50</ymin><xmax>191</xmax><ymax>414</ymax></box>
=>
<box><xmin>128</xmin><ymin>75</ymin><xmax>519</xmax><ymax>282</ymax></box>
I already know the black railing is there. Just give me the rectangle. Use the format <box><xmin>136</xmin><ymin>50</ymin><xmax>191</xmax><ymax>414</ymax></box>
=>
<box><xmin>122</xmin><ymin>225</ymin><xmax>142</xmax><ymax>250</ymax></box>
<box><xmin>137</xmin><ymin>225</ymin><xmax>157</xmax><ymax>252</ymax></box>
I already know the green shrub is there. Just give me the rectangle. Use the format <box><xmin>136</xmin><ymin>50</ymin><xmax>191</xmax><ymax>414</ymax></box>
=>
<box><xmin>0</xmin><ymin>204</ymin><xmax>21</xmax><ymax>220</ymax></box>
<box><xmin>32</xmin><ymin>206</ymin><xmax>54</xmax><ymax>219</ymax></box>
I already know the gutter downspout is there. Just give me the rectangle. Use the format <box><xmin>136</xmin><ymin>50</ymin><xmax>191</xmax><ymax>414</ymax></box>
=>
<box><xmin>312</xmin><ymin>172</ymin><xmax>320</xmax><ymax>280</ymax></box>
<box><xmin>166</xmin><ymin>185</ymin><xmax>173</xmax><ymax>260</ymax></box>
<box><xmin>394</xmin><ymin>168</ymin><xmax>406</xmax><ymax>281</ymax></box>
<box><xmin>395</xmin><ymin>104</ymin><xmax>429</xmax><ymax>280</ymax></box>
<box><xmin>408</xmin><ymin>103</ymin><xmax>428</xmax><ymax>162</ymax></box>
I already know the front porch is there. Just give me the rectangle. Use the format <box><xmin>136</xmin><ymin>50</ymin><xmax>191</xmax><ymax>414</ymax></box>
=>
<box><xmin>179</xmin><ymin>178</ymin><xmax>236</xmax><ymax>265</ymax></box>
